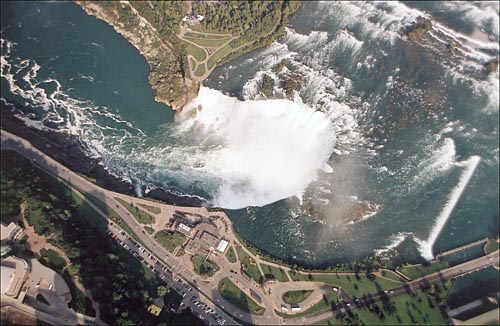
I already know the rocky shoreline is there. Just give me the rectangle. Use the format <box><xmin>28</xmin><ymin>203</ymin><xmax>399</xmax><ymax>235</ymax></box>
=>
<box><xmin>1</xmin><ymin>100</ymin><xmax>206</xmax><ymax>207</ymax></box>
<box><xmin>75</xmin><ymin>1</ymin><xmax>198</xmax><ymax>111</ymax></box>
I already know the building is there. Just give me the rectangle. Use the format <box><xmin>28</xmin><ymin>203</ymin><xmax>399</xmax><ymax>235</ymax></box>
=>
<box><xmin>181</xmin><ymin>14</ymin><xmax>204</xmax><ymax>25</ymax></box>
<box><xmin>216</xmin><ymin>240</ymin><xmax>228</xmax><ymax>253</ymax></box>
<box><xmin>291</xmin><ymin>304</ymin><xmax>301</xmax><ymax>312</ymax></box>
<box><xmin>176</xmin><ymin>222</ymin><xmax>194</xmax><ymax>238</ymax></box>
<box><xmin>147</xmin><ymin>304</ymin><xmax>162</xmax><ymax>316</ymax></box>
<box><xmin>1</xmin><ymin>256</ymin><xmax>29</xmax><ymax>298</ymax></box>
<box><xmin>1</xmin><ymin>244</ymin><xmax>13</xmax><ymax>257</ymax></box>
<box><xmin>281</xmin><ymin>304</ymin><xmax>289</xmax><ymax>312</ymax></box>
<box><xmin>199</xmin><ymin>230</ymin><xmax>219</xmax><ymax>251</ymax></box>
<box><xmin>1</xmin><ymin>222</ymin><xmax>23</xmax><ymax>245</ymax></box>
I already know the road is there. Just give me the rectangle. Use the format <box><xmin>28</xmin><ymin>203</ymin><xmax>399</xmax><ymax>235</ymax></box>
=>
<box><xmin>2</xmin><ymin>129</ymin><xmax>498</xmax><ymax>325</ymax></box>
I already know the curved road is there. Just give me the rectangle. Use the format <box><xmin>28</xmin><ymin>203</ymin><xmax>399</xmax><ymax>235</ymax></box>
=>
<box><xmin>2</xmin><ymin>129</ymin><xmax>498</xmax><ymax>325</ymax></box>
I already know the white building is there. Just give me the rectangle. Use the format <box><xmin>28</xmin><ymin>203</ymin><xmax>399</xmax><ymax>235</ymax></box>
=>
<box><xmin>216</xmin><ymin>240</ymin><xmax>228</xmax><ymax>253</ymax></box>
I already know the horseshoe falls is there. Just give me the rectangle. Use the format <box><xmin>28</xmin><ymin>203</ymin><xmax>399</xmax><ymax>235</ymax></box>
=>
<box><xmin>1</xmin><ymin>1</ymin><xmax>498</xmax><ymax>266</ymax></box>
<box><xmin>179</xmin><ymin>87</ymin><xmax>336</xmax><ymax>209</ymax></box>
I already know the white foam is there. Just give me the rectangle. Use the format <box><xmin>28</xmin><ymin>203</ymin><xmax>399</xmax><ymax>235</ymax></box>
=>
<box><xmin>179</xmin><ymin>86</ymin><xmax>337</xmax><ymax>209</ymax></box>
<box><xmin>374</xmin><ymin>232</ymin><xmax>413</xmax><ymax>256</ymax></box>
<box><xmin>418</xmin><ymin>156</ymin><xmax>481</xmax><ymax>261</ymax></box>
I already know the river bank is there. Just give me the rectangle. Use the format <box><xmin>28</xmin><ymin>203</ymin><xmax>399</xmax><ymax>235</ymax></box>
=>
<box><xmin>0</xmin><ymin>100</ymin><xmax>206</xmax><ymax>207</ymax></box>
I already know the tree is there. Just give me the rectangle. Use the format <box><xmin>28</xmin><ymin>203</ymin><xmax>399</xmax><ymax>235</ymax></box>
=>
<box><xmin>157</xmin><ymin>285</ymin><xmax>168</xmax><ymax>296</ymax></box>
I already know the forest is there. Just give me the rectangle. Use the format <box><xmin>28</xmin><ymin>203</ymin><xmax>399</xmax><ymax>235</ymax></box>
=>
<box><xmin>0</xmin><ymin>150</ymin><xmax>173</xmax><ymax>325</ymax></box>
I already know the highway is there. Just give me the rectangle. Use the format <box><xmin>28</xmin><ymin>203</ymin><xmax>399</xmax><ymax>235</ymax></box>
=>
<box><xmin>2</xmin><ymin>129</ymin><xmax>499</xmax><ymax>326</ymax></box>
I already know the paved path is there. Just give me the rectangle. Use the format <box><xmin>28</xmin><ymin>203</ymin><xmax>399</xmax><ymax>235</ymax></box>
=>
<box><xmin>2</xmin><ymin>129</ymin><xmax>499</xmax><ymax>325</ymax></box>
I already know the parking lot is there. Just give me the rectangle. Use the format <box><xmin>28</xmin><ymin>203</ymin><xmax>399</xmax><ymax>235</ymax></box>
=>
<box><xmin>107</xmin><ymin>224</ymin><xmax>227</xmax><ymax>325</ymax></box>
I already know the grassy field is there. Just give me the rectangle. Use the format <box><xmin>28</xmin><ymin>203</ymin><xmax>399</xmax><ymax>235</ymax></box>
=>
<box><xmin>186</xmin><ymin>43</ymin><xmax>206</xmax><ymax>61</ymax></box>
<box><xmin>138</xmin><ymin>203</ymin><xmax>161</xmax><ymax>214</ymax></box>
<box><xmin>283</xmin><ymin>290</ymin><xmax>313</xmax><ymax>304</ymax></box>
<box><xmin>235</xmin><ymin>245</ymin><xmax>262</xmax><ymax>283</ymax></box>
<box><xmin>207</xmin><ymin>44</ymin><xmax>234</xmax><ymax>70</ymax></box>
<box><xmin>115</xmin><ymin>197</ymin><xmax>155</xmax><ymax>225</ymax></box>
<box><xmin>192</xmin><ymin>252</ymin><xmax>218</xmax><ymax>276</ymax></box>
<box><xmin>184</xmin><ymin>32</ymin><xmax>229</xmax><ymax>39</ymax></box>
<box><xmin>398</xmin><ymin>261</ymin><xmax>449</xmax><ymax>280</ymax></box>
<box><xmin>277</xmin><ymin>293</ymin><xmax>337</xmax><ymax>319</ymax></box>
<box><xmin>154</xmin><ymin>231</ymin><xmax>186</xmax><ymax>253</ymax></box>
<box><xmin>184</xmin><ymin>36</ymin><xmax>231</xmax><ymax>48</ymax></box>
<box><xmin>289</xmin><ymin>272</ymin><xmax>402</xmax><ymax>298</ymax></box>
<box><xmin>315</xmin><ymin>285</ymin><xmax>448</xmax><ymax>325</ymax></box>
<box><xmin>261</xmin><ymin>263</ymin><xmax>289</xmax><ymax>282</ymax></box>
<box><xmin>144</xmin><ymin>226</ymin><xmax>155</xmax><ymax>235</ymax></box>
<box><xmin>40</xmin><ymin>248</ymin><xmax>66</xmax><ymax>273</ymax></box>
<box><xmin>194</xmin><ymin>63</ymin><xmax>206</xmax><ymax>77</ymax></box>
<box><xmin>484</xmin><ymin>239</ymin><xmax>499</xmax><ymax>254</ymax></box>
<box><xmin>226</xmin><ymin>246</ymin><xmax>237</xmax><ymax>264</ymax></box>
<box><xmin>218</xmin><ymin>278</ymin><xmax>265</xmax><ymax>315</ymax></box>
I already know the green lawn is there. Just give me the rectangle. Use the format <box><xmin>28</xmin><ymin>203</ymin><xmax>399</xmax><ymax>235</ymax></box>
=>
<box><xmin>185</xmin><ymin>43</ymin><xmax>207</xmax><ymax>61</ymax></box>
<box><xmin>283</xmin><ymin>290</ymin><xmax>313</xmax><ymax>304</ymax></box>
<box><xmin>289</xmin><ymin>272</ymin><xmax>402</xmax><ymax>298</ymax></box>
<box><xmin>207</xmin><ymin>43</ymin><xmax>234</xmax><ymax>70</ymax></box>
<box><xmin>192</xmin><ymin>252</ymin><xmax>218</xmax><ymax>276</ymax></box>
<box><xmin>235</xmin><ymin>245</ymin><xmax>262</xmax><ymax>283</ymax></box>
<box><xmin>194</xmin><ymin>63</ymin><xmax>206</xmax><ymax>77</ymax></box>
<box><xmin>184</xmin><ymin>36</ymin><xmax>231</xmax><ymax>48</ymax></box>
<box><xmin>144</xmin><ymin>226</ymin><xmax>155</xmax><ymax>235</ymax></box>
<box><xmin>40</xmin><ymin>248</ymin><xmax>66</xmax><ymax>273</ymax></box>
<box><xmin>218</xmin><ymin>278</ymin><xmax>265</xmax><ymax>315</ymax></box>
<box><xmin>315</xmin><ymin>283</ymin><xmax>450</xmax><ymax>325</ymax></box>
<box><xmin>138</xmin><ymin>203</ymin><xmax>161</xmax><ymax>214</ymax></box>
<box><xmin>277</xmin><ymin>293</ymin><xmax>337</xmax><ymax>319</ymax></box>
<box><xmin>261</xmin><ymin>263</ymin><xmax>289</xmax><ymax>282</ymax></box>
<box><xmin>184</xmin><ymin>31</ymin><xmax>229</xmax><ymax>39</ymax></box>
<box><xmin>154</xmin><ymin>231</ymin><xmax>186</xmax><ymax>253</ymax></box>
<box><xmin>398</xmin><ymin>261</ymin><xmax>449</xmax><ymax>280</ymax></box>
<box><xmin>115</xmin><ymin>197</ymin><xmax>155</xmax><ymax>225</ymax></box>
<box><xmin>226</xmin><ymin>246</ymin><xmax>237</xmax><ymax>264</ymax></box>
<box><xmin>484</xmin><ymin>239</ymin><xmax>499</xmax><ymax>255</ymax></box>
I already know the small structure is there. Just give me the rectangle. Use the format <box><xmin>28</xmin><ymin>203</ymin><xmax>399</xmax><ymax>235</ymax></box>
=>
<box><xmin>184</xmin><ymin>239</ymin><xmax>199</xmax><ymax>256</ymax></box>
<box><xmin>291</xmin><ymin>304</ymin><xmax>301</xmax><ymax>312</ymax></box>
<box><xmin>147</xmin><ymin>304</ymin><xmax>162</xmax><ymax>316</ymax></box>
<box><xmin>216</xmin><ymin>240</ymin><xmax>228</xmax><ymax>253</ymax></box>
<box><xmin>1</xmin><ymin>244</ymin><xmax>13</xmax><ymax>258</ymax></box>
<box><xmin>199</xmin><ymin>231</ymin><xmax>219</xmax><ymax>251</ymax></box>
<box><xmin>1</xmin><ymin>222</ymin><xmax>23</xmax><ymax>245</ymax></box>
<box><xmin>176</xmin><ymin>222</ymin><xmax>194</xmax><ymax>238</ymax></box>
<box><xmin>182</xmin><ymin>14</ymin><xmax>204</xmax><ymax>26</ymax></box>
<box><xmin>1</xmin><ymin>256</ymin><xmax>29</xmax><ymax>298</ymax></box>
<box><xmin>281</xmin><ymin>304</ymin><xmax>289</xmax><ymax>312</ymax></box>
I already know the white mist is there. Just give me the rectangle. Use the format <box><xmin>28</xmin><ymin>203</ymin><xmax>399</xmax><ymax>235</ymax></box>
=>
<box><xmin>179</xmin><ymin>87</ymin><xmax>337</xmax><ymax>209</ymax></box>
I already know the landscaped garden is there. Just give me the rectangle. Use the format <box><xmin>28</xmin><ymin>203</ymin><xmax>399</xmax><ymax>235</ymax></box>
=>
<box><xmin>226</xmin><ymin>246</ymin><xmax>237</xmax><ymax>264</ymax></box>
<box><xmin>192</xmin><ymin>252</ymin><xmax>218</xmax><ymax>276</ymax></box>
<box><xmin>282</xmin><ymin>290</ymin><xmax>313</xmax><ymax>304</ymax></box>
<box><xmin>261</xmin><ymin>263</ymin><xmax>289</xmax><ymax>282</ymax></box>
<box><xmin>235</xmin><ymin>245</ymin><xmax>262</xmax><ymax>283</ymax></box>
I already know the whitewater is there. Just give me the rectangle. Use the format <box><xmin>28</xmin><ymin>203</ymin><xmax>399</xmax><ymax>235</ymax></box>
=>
<box><xmin>1</xmin><ymin>1</ymin><xmax>498</xmax><ymax>265</ymax></box>
<box><xmin>178</xmin><ymin>87</ymin><xmax>337</xmax><ymax>209</ymax></box>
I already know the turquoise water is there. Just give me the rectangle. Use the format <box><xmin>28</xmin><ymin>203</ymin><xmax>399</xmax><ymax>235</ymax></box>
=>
<box><xmin>2</xmin><ymin>1</ymin><xmax>499</xmax><ymax>267</ymax></box>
